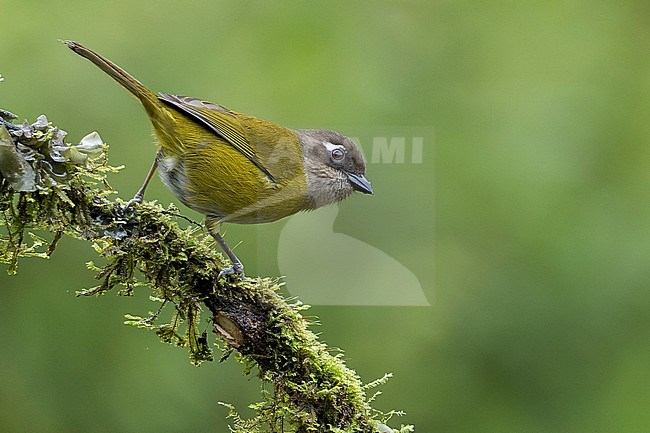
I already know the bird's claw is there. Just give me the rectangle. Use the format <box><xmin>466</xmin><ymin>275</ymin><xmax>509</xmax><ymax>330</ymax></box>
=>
<box><xmin>218</xmin><ymin>262</ymin><xmax>245</xmax><ymax>281</ymax></box>
<box><xmin>123</xmin><ymin>194</ymin><xmax>143</xmax><ymax>209</ymax></box>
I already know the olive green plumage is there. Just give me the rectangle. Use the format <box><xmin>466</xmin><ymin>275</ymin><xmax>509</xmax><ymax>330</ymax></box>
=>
<box><xmin>63</xmin><ymin>40</ymin><xmax>372</xmax><ymax>277</ymax></box>
<box><xmin>154</xmin><ymin>93</ymin><xmax>310</xmax><ymax>224</ymax></box>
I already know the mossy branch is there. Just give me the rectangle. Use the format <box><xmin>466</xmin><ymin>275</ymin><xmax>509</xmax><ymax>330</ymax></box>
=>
<box><xmin>0</xmin><ymin>106</ymin><xmax>413</xmax><ymax>433</ymax></box>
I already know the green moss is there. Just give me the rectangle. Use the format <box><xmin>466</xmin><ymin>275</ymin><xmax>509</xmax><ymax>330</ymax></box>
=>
<box><xmin>0</xmin><ymin>107</ymin><xmax>414</xmax><ymax>433</ymax></box>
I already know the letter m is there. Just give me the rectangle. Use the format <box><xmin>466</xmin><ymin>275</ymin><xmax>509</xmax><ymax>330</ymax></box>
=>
<box><xmin>371</xmin><ymin>137</ymin><xmax>406</xmax><ymax>163</ymax></box>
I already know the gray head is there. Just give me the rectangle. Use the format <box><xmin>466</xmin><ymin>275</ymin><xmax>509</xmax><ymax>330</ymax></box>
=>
<box><xmin>296</xmin><ymin>129</ymin><xmax>373</xmax><ymax>209</ymax></box>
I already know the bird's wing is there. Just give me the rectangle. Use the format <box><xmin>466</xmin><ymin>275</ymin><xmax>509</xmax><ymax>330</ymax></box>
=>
<box><xmin>157</xmin><ymin>93</ymin><xmax>275</xmax><ymax>183</ymax></box>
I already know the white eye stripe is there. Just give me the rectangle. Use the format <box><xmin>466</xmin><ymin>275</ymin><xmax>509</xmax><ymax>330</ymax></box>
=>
<box><xmin>323</xmin><ymin>141</ymin><xmax>344</xmax><ymax>152</ymax></box>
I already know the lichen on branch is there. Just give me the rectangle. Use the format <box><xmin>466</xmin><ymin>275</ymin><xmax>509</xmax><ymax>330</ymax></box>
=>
<box><xmin>0</xmin><ymin>106</ymin><xmax>413</xmax><ymax>433</ymax></box>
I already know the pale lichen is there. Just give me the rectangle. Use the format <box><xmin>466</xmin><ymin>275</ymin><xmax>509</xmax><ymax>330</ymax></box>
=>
<box><xmin>0</xmin><ymin>106</ymin><xmax>414</xmax><ymax>433</ymax></box>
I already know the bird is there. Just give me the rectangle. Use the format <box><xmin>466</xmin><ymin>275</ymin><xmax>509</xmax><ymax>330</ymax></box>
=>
<box><xmin>63</xmin><ymin>41</ymin><xmax>373</xmax><ymax>279</ymax></box>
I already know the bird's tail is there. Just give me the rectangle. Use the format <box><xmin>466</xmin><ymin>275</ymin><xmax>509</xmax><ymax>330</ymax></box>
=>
<box><xmin>63</xmin><ymin>40</ymin><xmax>162</xmax><ymax>115</ymax></box>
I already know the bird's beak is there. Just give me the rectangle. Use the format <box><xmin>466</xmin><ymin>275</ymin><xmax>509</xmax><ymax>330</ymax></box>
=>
<box><xmin>347</xmin><ymin>173</ymin><xmax>374</xmax><ymax>195</ymax></box>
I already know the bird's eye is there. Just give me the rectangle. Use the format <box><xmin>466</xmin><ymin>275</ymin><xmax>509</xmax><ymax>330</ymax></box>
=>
<box><xmin>331</xmin><ymin>148</ymin><xmax>345</xmax><ymax>161</ymax></box>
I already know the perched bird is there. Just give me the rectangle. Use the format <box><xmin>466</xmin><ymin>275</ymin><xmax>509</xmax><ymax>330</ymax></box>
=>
<box><xmin>64</xmin><ymin>41</ymin><xmax>373</xmax><ymax>279</ymax></box>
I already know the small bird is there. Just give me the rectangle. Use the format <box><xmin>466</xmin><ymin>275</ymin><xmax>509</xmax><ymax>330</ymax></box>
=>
<box><xmin>64</xmin><ymin>41</ymin><xmax>373</xmax><ymax>279</ymax></box>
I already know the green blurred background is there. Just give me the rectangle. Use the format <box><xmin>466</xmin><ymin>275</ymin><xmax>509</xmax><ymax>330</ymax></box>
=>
<box><xmin>2</xmin><ymin>1</ymin><xmax>650</xmax><ymax>432</ymax></box>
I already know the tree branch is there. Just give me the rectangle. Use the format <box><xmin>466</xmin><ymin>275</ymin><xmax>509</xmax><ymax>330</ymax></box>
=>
<box><xmin>0</xmin><ymin>107</ymin><xmax>412</xmax><ymax>433</ymax></box>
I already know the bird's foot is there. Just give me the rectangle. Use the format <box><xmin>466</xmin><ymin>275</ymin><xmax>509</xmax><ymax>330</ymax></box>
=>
<box><xmin>218</xmin><ymin>262</ymin><xmax>245</xmax><ymax>281</ymax></box>
<box><xmin>123</xmin><ymin>193</ymin><xmax>144</xmax><ymax>210</ymax></box>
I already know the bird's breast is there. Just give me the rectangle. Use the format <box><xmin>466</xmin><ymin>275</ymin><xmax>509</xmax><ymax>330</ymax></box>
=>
<box><xmin>156</xmin><ymin>146</ymin><xmax>309</xmax><ymax>224</ymax></box>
